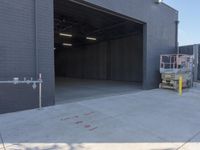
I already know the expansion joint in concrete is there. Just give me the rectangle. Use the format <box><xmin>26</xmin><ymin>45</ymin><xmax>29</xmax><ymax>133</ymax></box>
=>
<box><xmin>176</xmin><ymin>130</ymin><xmax>200</xmax><ymax>150</ymax></box>
<box><xmin>0</xmin><ymin>132</ymin><xmax>6</xmax><ymax>150</ymax></box>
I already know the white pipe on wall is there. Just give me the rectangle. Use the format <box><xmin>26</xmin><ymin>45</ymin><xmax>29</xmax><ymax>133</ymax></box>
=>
<box><xmin>0</xmin><ymin>73</ymin><xmax>43</xmax><ymax>109</ymax></box>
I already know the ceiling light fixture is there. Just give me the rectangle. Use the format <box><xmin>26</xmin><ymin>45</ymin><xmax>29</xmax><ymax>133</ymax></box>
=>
<box><xmin>59</xmin><ymin>33</ymin><xmax>73</xmax><ymax>37</ymax></box>
<box><xmin>62</xmin><ymin>43</ymin><xmax>72</xmax><ymax>47</ymax></box>
<box><xmin>86</xmin><ymin>37</ymin><xmax>97</xmax><ymax>41</ymax></box>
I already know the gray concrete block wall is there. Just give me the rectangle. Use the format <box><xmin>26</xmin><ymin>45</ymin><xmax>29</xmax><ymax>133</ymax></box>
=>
<box><xmin>0</xmin><ymin>0</ymin><xmax>35</xmax><ymax>78</ymax></box>
<box><xmin>0</xmin><ymin>0</ymin><xmax>54</xmax><ymax>114</ymax></box>
<box><xmin>0</xmin><ymin>0</ymin><xmax>37</xmax><ymax>113</ymax></box>
<box><xmin>35</xmin><ymin>0</ymin><xmax>55</xmax><ymax>107</ymax></box>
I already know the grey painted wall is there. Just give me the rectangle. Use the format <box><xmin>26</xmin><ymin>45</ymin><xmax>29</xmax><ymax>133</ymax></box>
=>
<box><xmin>0</xmin><ymin>0</ymin><xmax>54</xmax><ymax>114</ymax></box>
<box><xmin>0</xmin><ymin>0</ymin><xmax>177</xmax><ymax>113</ymax></box>
<box><xmin>55</xmin><ymin>35</ymin><xmax>143</xmax><ymax>82</ymax></box>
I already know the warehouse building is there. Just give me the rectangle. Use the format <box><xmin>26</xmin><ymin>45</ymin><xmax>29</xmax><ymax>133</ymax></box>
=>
<box><xmin>179</xmin><ymin>44</ymin><xmax>200</xmax><ymax>81</ymax></box>
<box><xmin>0</xmin><ymin>0</ymin><xmax>178</xmax><ymax>114</ymax></box>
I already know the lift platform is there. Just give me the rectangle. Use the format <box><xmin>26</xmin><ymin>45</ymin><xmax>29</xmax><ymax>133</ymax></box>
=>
<box><xmin>159</xmin><ymin>54</ymin><xmax>193</xmax><ymax>90</ymax></box>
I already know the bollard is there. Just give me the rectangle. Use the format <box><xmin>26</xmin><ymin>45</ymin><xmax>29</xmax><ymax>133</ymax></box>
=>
<box><xmin>179</xmin><ymin>75</ymin><xmax>183</xmax><ymax>96</ymax></box>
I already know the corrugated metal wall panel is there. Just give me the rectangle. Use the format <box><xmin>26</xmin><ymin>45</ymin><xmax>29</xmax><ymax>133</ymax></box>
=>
<box><xmin>179</xmin><ymin>44</ymin><xmax>200</xmax><ymax>81</ymax></box>
<box><xmin>179</xmin><ymin>45</ymin><xmax>194</xmax><ymax>55</ymax></box>
<box><xmin>55</xmin><ymin>35</ymin><xmax>143</xmax><ymax>82</ymax></box>
<box><xmin>110</xmin><ymin>36</ymin><xmax>143</xmax><ymax>82</ymax></box>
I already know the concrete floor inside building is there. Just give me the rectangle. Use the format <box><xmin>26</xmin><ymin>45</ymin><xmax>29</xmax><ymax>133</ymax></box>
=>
<box><xmin>0</xmin><ymin>84</ymin><xmax>200</xmax><ymax>150</ymax></box>
<box><xmin>55</xmin><ymin>78</ymin><xmax>142</xmax><ymax>104</ymax></box>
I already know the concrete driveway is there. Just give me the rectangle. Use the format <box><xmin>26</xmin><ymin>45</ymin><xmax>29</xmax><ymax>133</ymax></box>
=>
<box><xmin>0</xmin><ymin>84</ymin><xmax>200</xmax><ymax>150</ymax></box>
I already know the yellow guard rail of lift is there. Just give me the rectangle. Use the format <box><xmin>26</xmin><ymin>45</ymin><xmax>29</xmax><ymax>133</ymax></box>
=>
<box><xmin>179</xmin><ymin>75</ymin><xmax>183</xmax><ymax>96</ymax></box>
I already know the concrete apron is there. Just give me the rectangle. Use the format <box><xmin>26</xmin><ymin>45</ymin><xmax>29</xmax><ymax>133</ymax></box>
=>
<box><xmin>0</xmin><ymin>85</ymin><xmax>200</xmax><ymax>150</ymax></box>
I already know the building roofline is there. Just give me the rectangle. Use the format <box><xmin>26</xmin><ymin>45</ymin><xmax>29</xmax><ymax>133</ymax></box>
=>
<box><xmin>161</xmin><ymin>2</ymin><xmax>178</xmax><ymax>13</ymax></box>
<box><xmin>179</xmin><ymin>44</ymin><xmax>200</xmax><ymax>47</ymax></box>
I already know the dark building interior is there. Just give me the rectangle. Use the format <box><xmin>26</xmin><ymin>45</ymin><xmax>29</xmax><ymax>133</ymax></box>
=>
<box><xmin>54</xmin><ymin>0</ymin><xmax>144</xmax><ymax>104</ymax></box>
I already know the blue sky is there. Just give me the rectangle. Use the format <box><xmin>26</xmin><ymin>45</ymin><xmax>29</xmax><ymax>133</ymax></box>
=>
<box><xmin>164</xmin><ymin>0</ymin><xmax>199</xmax><ymax>46</ymax></box>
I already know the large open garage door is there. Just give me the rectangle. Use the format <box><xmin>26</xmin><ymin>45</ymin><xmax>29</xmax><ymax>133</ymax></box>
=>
<box><xmin>54</xmin><ymin>0</ymin><xmax>144</xmax><ymax>104</ymax></box>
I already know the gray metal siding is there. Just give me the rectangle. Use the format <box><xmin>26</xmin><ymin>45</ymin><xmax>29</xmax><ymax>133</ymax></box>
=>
<box><xmin>179</xmin><ymin>45</ymin><xmax>194</xmax><ymax>55</ymax></box>
<box><xmin>84</xmin><ymin>43</ymin><xmax>108</xmax><ymax>79</ymax></box>
<box><xmin>110</xmin><ymin>36</ymin><xmax>143</xmax><ymax>82</ymax></box>
<box><xmin>55</xmin><ymin>35</ymin><xmax>143</xmax><ymax>82</ymax></box>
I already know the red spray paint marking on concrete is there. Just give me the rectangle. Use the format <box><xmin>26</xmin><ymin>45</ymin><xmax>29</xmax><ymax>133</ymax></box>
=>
<box><xmin>73</xmin><ymin>115</ymin><xmax>79</xmax><ymax>119</ymax></box>
<box><xmin>61</xmin><ymin>117</ymin><xmax>71</xmax><ymax>121</ymax></box>
<box><xmin>84</xmin><ymin>125</ymin><xmax>91</xmax><ymax>128</ymax></box>
<box><xmin>89</xmin><ymin>127</ymin><xmax>98</xmax><ymax>131</ymax></box>
<box><xmin>75</xmin><ymin>121</ymin><xmax>83</xmax><ymax>124</ymax></box>
<box><xmin>84</xmin><ymin>112</ymin><xmax>95</xmax><ymax>116</ymax></box>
